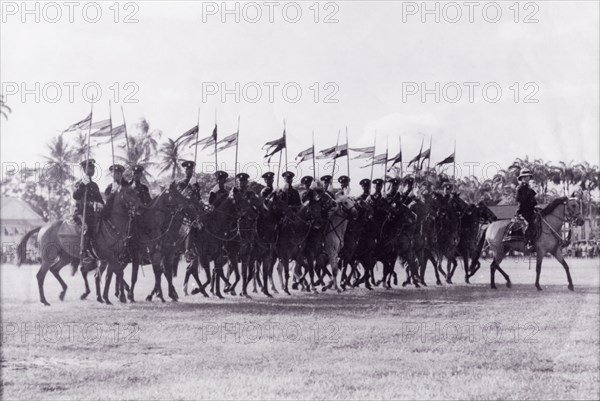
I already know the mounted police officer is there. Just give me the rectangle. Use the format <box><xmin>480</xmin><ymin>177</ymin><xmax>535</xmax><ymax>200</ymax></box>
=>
<box><xmin>358</xmin><ymin>178</ymin><xmax>371</xmax><ymax>201</ymax></box>
<box><xmin>104</xmin><ymin>164</ymin><xmax>128</xmax><ymax>196</ymax></box>
<box><xmin>73</xmin><ymin>159</ymin><xmax>104</xmax><ymax>259</ymax></box>
<box><xmin>209</xmin><ymin>170</ymin><xmax>230</xmax><ymax>207</ymax></box>
<box><xmin>131</xmin><ymin>165</ymin><xmax>152</xmax><ymax>205</ymax></box>
<box><xmin>338</xmin><ymin>175</ymin><xmax>350</xmax><ymax>194</ymax></box>
<box><xmin>399</xmin><ymin>176</ymin><xmax>416</xmax><ymax>205</ymax></box>
<box><xmin>279</xmin><ymin>171</ymin><xmax>302</xmax><ymax>211</ymax></box>
<box><xmin>236</xmin><ymin>172</ymin><xmax>258</xmax><ymax>202</ymax></box>
<box><xmin>260</xmin><ymin>171</ymin><xmax>275</xmax><ymax>199</ymax></box>
<box><xmin>370</xmin><ymin>179</ymin><xmax>384</xmax><ymax>202</ymax></box>
<box><xmin>385</xmin><ymin>177</ymin><xmax>401</xmax><ymax>204</ymax></box>
<box><xmin>300</xmin><ymin>175</ymin><xmax>314</xmax><ymax>202</ymax></box>
<box><xmin>320</xmin><ymin>175</ymin><xmax>335</xmax><ymax>198</ymax></box>
<box><xmin>178</xmin><ymin>160</ymin><xmax>195</xmax><ymax>189</ymax></box>
<box><xmin>516</xmin><ymin>168</ymin><xmax>537</xmax><ymax>251</ymax></box>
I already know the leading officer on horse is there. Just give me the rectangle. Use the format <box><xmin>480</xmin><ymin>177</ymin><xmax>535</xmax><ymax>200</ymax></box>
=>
<box><xmin>73</xmin><ymin>159</ymin><xmax>104</xmax><ymax>260</ymax></box>
<box><xmin>516</xmin><ymin>168</ymin><xmax>537</xmax><ymax>251</ymax></box>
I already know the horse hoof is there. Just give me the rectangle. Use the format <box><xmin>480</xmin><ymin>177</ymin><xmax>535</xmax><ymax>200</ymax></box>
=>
<box><xmin>191</xmin><ymin>288</ymin><xmax>201</xmax><ymax>295</ymax></box>
<box><xmin>491</xmin><ymin>285</ymin><xmax>497</xmax><ymax>290</ymax></box>
<box><xmin>436</xmin><ymin>281</ymin><xmax>442</xmax><ymax>286</ymax></box>
<box><xmin>506</xmin><ymin>281</ymin><xmax>512</xmax><ymax>289</ymax></box>
<box><xmin>104</xmin><ymin>299</ymin><xmax>113</xmax><ymax>305</ymax></box>
<box><xmin>145</xmin><ymin>296</ymin><xmax>152</xmax><ymax>302</ymax></box>
<box><xmin>568</xmin><ymin>284</ymin><xmax>574</xmax><ymax>291</ymax></box>
<box><xmin>536</xmin><ymin>286</ymin><xmax>542</xmax><ymax>291</ymax></box>
<box><xmin>41</xmin><ymin>300</ymin><xmax>50</xmax><ymax>306</ymax></box>
<box><xmin>119</xmin><ymin>297</ymin><xmax>127</xmax><ymax>304</ymax></box>
<box><xmin>216</xmin><ymin>293</ymin><xmax>224</xmax><ymax>299</ymax></box>
<box><xmin>59</xmin><ymin>291</ymin><xmax>66</xmax><ymax>301</ymax></box>
<box><xmin>80</xmin><ymin>293</ymin><xmax>89</xmax><ymax>300</ymax></box>
<box><xmin>284</xmin><ymin>289</ymin><xmax>291</xmax><ymax>296</ymax></box>
<box><xmin>291</xmin><ymin>283</ymin><xmax>299</xmax><ymax>290</ymax></box>
<box><xmin>230</xmin><ymin>290</ymin><xmax>236</xmax><ymax>296</ymax></box>
<box><xmin>264</xmin><ymin>292</ymin><xmax>273</xmax><ymax>298</ymax></box>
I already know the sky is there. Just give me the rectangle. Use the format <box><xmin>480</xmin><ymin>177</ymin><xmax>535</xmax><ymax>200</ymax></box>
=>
<box><xmin>1</xmin><ymin>0</ymin><xmax>599</xmax><ymax>191</ymax></box>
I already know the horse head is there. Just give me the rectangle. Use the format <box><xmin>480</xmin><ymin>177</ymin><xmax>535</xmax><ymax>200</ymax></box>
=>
<box><xmin>115</xmin><ymin>184</ymin><xmax>144</xmax><ymax>215</ymax></box>
<box><xmin>566</xmin><ymin>198</ymin><xmax>585</xmax><ymax>226</ymax></box>
<box><xmin>476</xmin><ymin>201</ymin><xmax>497</xmax><ymax>223</ymax></box>
<box><xmin>163</xmin><ymin>181</ymin><xmax>205</xmax><ymax>222</ymax></box>
<box><xmin>335</xmin><ymin>193</ymin><xmax>359</xmax><ymax>220</ymax></box>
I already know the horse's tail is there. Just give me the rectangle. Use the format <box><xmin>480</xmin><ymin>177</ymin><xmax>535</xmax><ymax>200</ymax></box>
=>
<box><xmin>468</xmin><ymin>226</ymin><xmax>488</xmax><ymax>274</ymax></box>
<box><xmin>16</xmin><ymin>226</ymin><xmax>42</xmax><ymax>266</ymax></box>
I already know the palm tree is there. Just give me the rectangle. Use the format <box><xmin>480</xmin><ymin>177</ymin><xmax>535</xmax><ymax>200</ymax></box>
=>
<box><xmin>44</xmin><ymin>134</ymin><xmax>75</xmax><ymax>218</ymax></box>
<box><xmin>117</xmin><ymin>135</ymin><xmax>155</xmax><ymax>180</ymax></box>
<box><xmin>70</xmin><ymin>131</ymin><xmax>92</xmax><ymax>162</ymax></box>
<box><xmin>136</xmin><ymin>118</ymin><xmax>162</xmax><ymax>160</ymax></box>
<box><xmin>550</xmin><ymin>161</ymin><xmax>581</xmax><ymax>195</ymax></box>
<box><xmin>0</xmin><ymin>95</ymin><xmax>11</xmax><ymax>120</ymax></box>
<box><xmin>158</xmin><ymin>139</ymin><xmax>183</xmax><ymax>179</ymax></box>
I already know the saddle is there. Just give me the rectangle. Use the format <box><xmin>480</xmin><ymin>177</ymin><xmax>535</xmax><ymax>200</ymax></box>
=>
<box><xmin>502</xmin><ymin>214</ymin><xmax>540</xmax><ymax>243</ymax></box>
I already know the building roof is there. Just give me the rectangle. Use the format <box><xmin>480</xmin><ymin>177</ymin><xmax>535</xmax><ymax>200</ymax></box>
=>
<box><xmin>1</xmin><ymin>197</ymin><xmax>45</xmax><ymax>226</ymax></box>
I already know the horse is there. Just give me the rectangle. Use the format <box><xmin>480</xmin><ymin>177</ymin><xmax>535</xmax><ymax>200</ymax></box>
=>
<box><xmin>319</xmin><ymin>192</ymin><xmax>359</xmax><ymax>293</ymax></box>
<box><xmin>143</xmin><ymin>182</ymin><xmax>205</xmax><ymax>302</ymax></box>
<box><xmin>445</xmin><ymin>201</ymin><xmax>496</xmax><ymax>284</ymax></box>
<box><xmin>468</xmin><ymin>197</ymin><xmax>584</xmax><ymax>290</ymax></box>
<box><xmin>223</xmin><ymin>188</ymin><xmax>261</xmax><ymax>297</ymax></box>
<box><xmin>184</xmin><ymin>188</ymin><xmax>256</xmax><ymax>298</ymax></box>
<box><xmin>338</xmin><ymin>197</ymin><xmax>374</xmax><ymax>290</ymax></box>
<box><xmin>426</xmin><ymin>193</ymin><xmax>461</xmax><ymax>286</ymax></box>
<box><xmin>275</xmin><ymin>191</ymin><xmax>323</xmax><ymax>294</ymax></box>
<box><xmin>249</xmin><ymin>193</ymin><xmax>291</xmax><ymax>297</ymax></box>
<box><xmin>376</xmin><ymin>198</ymin><xmax>419</xmax><ymax>289</ymax></box>
<box><xmin>17</xmin><ymin>185</ymin><xmax>143</xmax><ymax>305</ymax></box>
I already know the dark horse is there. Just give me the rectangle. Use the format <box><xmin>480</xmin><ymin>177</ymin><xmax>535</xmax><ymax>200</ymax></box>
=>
<box><xmin>17</xmin><ymin>185</ymin><xmax>143</xmax><ymax>305</ymax></box>
<box><xmin>143</xmin><ymin>182</ymin><xmax>205</xmax><ymax>302</ymax></box>
<box><xmin>183</xmin><ymin>189</ymin><xmax>256</xmax><ymax>298</ymax></box>
<box><xmin>445</xmin><ymin>201</ymin><xmax>496</xmax><ymax>284</ymax></box>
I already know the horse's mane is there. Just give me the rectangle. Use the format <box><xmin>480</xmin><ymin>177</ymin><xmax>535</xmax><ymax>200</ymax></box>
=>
<box><xmin>540</xmin><ymin>197</ymin><xmax>568</xmax><ymax>217</ymax></box>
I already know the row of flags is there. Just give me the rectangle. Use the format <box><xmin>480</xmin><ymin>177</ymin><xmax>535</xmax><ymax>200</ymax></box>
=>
<box><xmin>62</xmin><ymin>112</ymin><xmax>455</xmax><ymax>171</ymax></box>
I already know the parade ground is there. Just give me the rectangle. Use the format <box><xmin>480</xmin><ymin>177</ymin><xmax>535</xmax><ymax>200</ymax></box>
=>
<box><xmin>1</xmin><ymin>258</ymin><xmax>599</xmax><ymax>400</ymax></box>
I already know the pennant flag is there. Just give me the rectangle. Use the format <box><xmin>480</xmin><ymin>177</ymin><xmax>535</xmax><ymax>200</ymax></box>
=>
<box><xmin>89</xmin><ymin>120</ymin><xmax>117</xmax><ymax>137</ymax></box>
<box><xmin>350</xmin><ymin>146</ymin><xmax>375</xmax><ymax>159</ymax></box>
<box><xmin>421</xmin><ymin>148</ymin><xmax>431</xmax><ymax>161</ymax></box>
<box><xmin>92</xmin><ymin>125</ymin><xmax>126</xmax><ymax>146</ymax></box>
<box><xmin>211</xmin><ymin>132</ymin><xmax>237</xmax><ymax>153</ymax></box>
<box><xmin>295</xmin><ymin>146</ymin><xmax>314</xmax><ymax>163</ymax></box>
<box><xmin>316</xmin><ymin>145</ymin><xmax>336</xmax><ymax>160</ymax></box>
<box><xmin>333</xmin><ymin>143</ymin><xmax>348</xmax><ymax>160</ymax></box>
<box><xmin>388</xmin><ymin>151</ymin><xmax>402</xmax><ymax>168</ymax></box>
<box><xmin>190</xmin><ymin>124</ymin><xmax>217</xmax><ymax>150</ymax></box>
<box><xmin>263</xmin><ymin>133</ymin><xmax>286</xmax><ymax>161</ymax></box>
<box><xmin>62</xmin><ymin>112</ymin><xmax>92</xmax><ymax>133</ymax></box>
<box><xmin>175</xmin><ymin>125</ymin><xmax>199</xmax><ymax>146</ymax></box>
<box><xmin>436</xmin><ymin>152</ymin><xmax>455</xmax><ymax>166</ymax></box>
<box><xmin>361</xmin><ymin>153</ymin><xmax>387</xmax><ymax>168</ymax></box>
<box><xmin>407</xmin><ymin>152</ymin><xmax>421</xmax><ymax>167</ymax></box>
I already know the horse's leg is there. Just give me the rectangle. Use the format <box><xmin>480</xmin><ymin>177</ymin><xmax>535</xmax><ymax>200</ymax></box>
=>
<box><xmin>146</xmin><ymin>260</ymin><xmax>164</xmax><ymax>302</ymax></box>
<box><xmin>446</xmin><ymin>258</ymin><xmax>455</xmax><ymax>284</ymax></box>
<box><xmin>80</xmin><ymin>265</ymin><xmax>91</xmax><ymax>300</ymax></box>
<box><xmin>164</xmin><ymin>258</ymin><xmax>179</xmax><ymax>302</ymax></box>
<box><xmin>36</xmin><ymin>259</ymin><xmax>53</xmax><ymax>306</ymax></box>
<box><xmin>183</xmin><ymin>260</ymin><xmax>194</xmax><ymax>296</ymax></box>
<box><xmin>102</xmin><ymin>264</ymin><xmax>114</xmax><ymax>305</ymax></box>
<box><xmin>534</xmin><ymin>250</ymin><xmax>544</xmax><ymax>291</ymax></box>
<box><xmin>276</xmin><ymin>257</ymin><xmax>285</xmax><ymax>292</ymax></box>
<box><xmin>129</xmin><ymin>259</ymin><xmax>139</xmax><ymax>302</ymax></box>
<box><xmin>269</xmin><ymin>258</ymin><xmax>279</xmax><ymax>294</ymax></box>
<box><xmin>282</xmin><ymin>258</ymin><xmax>291</xmax><ymax>295</ymax></box>
<box><xmin>94</xmin><ymin>262</ymin><xmax>104</xmax><ymax>303</ymax></box>
<box><xmin>463</xmin><ymin>252</ymin><xmax>471</xmax><ymax>284</ymax></box>
<box><xmin>261</xmin><ymin>254</ymin><xmax>273</xmax><ymax>298</ymax></box>
<box><xmin>117</xmin><ymin>268</ymin><xmax>128</xmax><ymax>303</ymax></box>
<box><xmin>552</xmin><ymin>249</ymin><xmax>574</xmax><ymax>291</ymax></box>
<box><xmin>433</xmin><ymin>255</ymin><xmax>443</xmax><ymax>286</ymax></box>
<box><xmin>213</xmin><ymin>258</ymin><xmax>225</xmax><ymax>299</ymax></box>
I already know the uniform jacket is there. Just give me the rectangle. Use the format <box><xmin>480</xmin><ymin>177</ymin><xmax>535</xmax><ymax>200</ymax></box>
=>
<box><xmin>73</xmin><ymin>180</ymin><xmax>104</xmax><ymax>217</ymax></box>
<box><xmin>516</xmin><ymin>183</ymin><xmax>537</xmax><ymax>221</ymax></box>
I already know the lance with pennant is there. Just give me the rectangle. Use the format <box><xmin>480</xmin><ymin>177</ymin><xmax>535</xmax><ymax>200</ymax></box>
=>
<box><xmin>79</xmin><ymin>97</ymin><xmax>94</xmax><ymax>259</ymax></box>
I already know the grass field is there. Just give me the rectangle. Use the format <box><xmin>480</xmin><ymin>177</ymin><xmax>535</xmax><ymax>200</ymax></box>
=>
<box><xmin>1</xmin><ymin>257</ymin><xmax>599</xmax><ymax>400</ymax></box>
